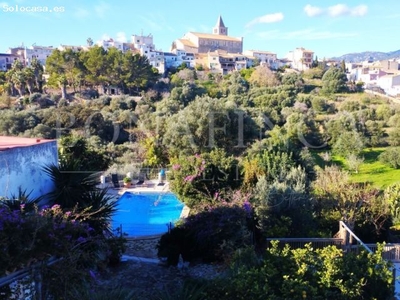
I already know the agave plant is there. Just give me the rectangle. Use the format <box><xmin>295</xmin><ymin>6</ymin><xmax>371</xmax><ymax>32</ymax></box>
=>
<box><xmin>43</xmin><ymin>160</ymin><xmax>100</xmax><ymax>209</ymax></box>
<box><xmin>77</xmin><ymin>188</ymin><xmax>118</xmax><ymax>234</ymax></box>
<box><xmin>0</xmin><ymin>188</ymin><xmax>41</xmax><ymax>213</ymax></box>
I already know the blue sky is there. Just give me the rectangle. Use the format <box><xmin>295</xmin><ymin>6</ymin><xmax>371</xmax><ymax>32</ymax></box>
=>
<box><xmin>1</xmin><ymin>0</ymin><xmax>399</xmax><ymax>58</ymax></box>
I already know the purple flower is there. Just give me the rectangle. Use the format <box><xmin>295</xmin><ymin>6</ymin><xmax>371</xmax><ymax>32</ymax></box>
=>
<box><xmin>76</xmin><ymin>236</ymin><xmax>87</xmax><ymax>244</ymax></box>
<box><xmin>20</xmin><ymin>204</ymin><xmax>25</xmax><ymax>210</ymax></box>
<box><xmin>89</xmin><ymin>270</ymin><xmax>96</xmax><ymax>280</ymax></box>
<box><xmin>51</xmin><ymin>204</ymin><xmax>60</xmax><ymax>210</ymax></box>
<box><xmin>184</xmin><ymin>175</ymin><xmax>196</xmax><ymax>182</ymax></box>
<box><xmin>243</xmin><ymin>200</ymin><xmax>252</xmax><ymax>216</ymax></box>
<box><xmin>65</xmin><ymin>211</ymin><xmax>71</xmax><ymax>217</ymax></box>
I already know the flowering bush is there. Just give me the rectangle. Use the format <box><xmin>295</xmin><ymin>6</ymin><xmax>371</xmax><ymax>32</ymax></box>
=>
<box><xmin>169</xmin><ymin>149</ymin><xmax>239</xmax><ymax>208</ymax></box>
<box><xmin>0</xmin><ymin>201</ymin><xmax>126</xmax><ymax>299</ymax></box>
<box><xmin>0</xmin><ymin>204</ymin><xmax>99</xmax><ymax>275</ymax></box>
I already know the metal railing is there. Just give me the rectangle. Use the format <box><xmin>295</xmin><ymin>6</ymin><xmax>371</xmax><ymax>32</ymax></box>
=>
<box><xmin>0</xmin><ymin>257</ymin><xmax>61</xmax><ymax>299</ymax></box>
<box><xmin>338</xmin><ymin>221</ymin><xmax>373</xmax><ymax>254</ymax></box>
<box><xmin>365</xmin><ymin>244</ymin><xmax>400</xmax><ymax>262</ymax></box>
<box><xmin>266</xmin><ymin>238</ymin><xmax>343</xmax><ymax>250</ymax></box>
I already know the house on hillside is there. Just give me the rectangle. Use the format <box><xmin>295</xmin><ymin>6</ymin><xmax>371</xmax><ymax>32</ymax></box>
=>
<box><xmin>0</xmin><ymin>137</ymin><xmax>58</xmax><ymax>200</ymax></box>
<box><xmin>286</xmin><ymin>47</ymin><xmax>314</xmax><ymax>71</ymax></box>
<box><xmin>195</xmin><ymin>50</ymin><xmax>247</xmax><ymax>74</ymax></box>
<box><xmin>0</xmin><ymin>53</ymin><xmax>19</xmax><ymax>71</ymax></box>
<box><xmin>377</xmin><ymin>73</ymin><xmax>400</xmax><ymax>96</ymax></box>
<box><xmin>243</xmin><ymin>50</ymin><xmax>278</xmax><ymax>69</ymax></box>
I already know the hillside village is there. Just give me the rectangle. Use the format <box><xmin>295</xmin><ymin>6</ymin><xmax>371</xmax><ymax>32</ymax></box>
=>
<box><xmin>3</xmin><ymin>13</ymin><xmax>400</xmax><ymax>299</ymax></box>
<box><xmin>1</xmin><ymin>15</ymin><xmax>399</xmax><ymax>97</ymax></box>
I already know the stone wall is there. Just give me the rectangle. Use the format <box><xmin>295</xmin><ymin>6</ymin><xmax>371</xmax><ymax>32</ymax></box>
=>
<box><xmin>0</xmin><ymin>141</ymin><xmax>58</xmax><ymax>200</ymax></box>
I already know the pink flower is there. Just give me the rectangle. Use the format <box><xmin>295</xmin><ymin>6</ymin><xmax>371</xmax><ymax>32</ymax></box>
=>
<box><xmin>172</xmin><ymin>164</ymin><xmax>181</xmax><ymax>170</ymax></box>
<box><xmin>51</xmin><ymin>204</ymin><xmax>60</xmax><ymax>210</ymax></box>
<box><xmin>184</xmin><ymin>175</ymin><xmax>196</xmax><ymax>182</ymax></box>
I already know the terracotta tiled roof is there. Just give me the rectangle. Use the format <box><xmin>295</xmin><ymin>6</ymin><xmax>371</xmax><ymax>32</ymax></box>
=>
<box><xmin>246</xmin><ymin>50</ymin><xmax>276</xmax><ymax>55</ymax></box>
<box><xmin>177</xmin><ymin>39</ymin><xmax>197</xmax><ymax>47</ymax></box>
<box><xmin>188</xmin><ymin>32</ymin><xmax>241</xmax><ymax>42</ymax></box>
<box><xmin>0</xmin><ymin>136</ymin><xmax>54</xmax><ymax>151</ymax></box>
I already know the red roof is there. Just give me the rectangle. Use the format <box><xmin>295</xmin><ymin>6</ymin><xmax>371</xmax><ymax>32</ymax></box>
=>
<box><xmin>0</xmin><ymin>136</ymin><xmax>55</xmax><ymax>151</ymax></box>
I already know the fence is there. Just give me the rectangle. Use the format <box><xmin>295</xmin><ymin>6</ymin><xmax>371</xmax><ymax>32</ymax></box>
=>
<box><xmin>266</xmin><ymin>238</ymin><xmax>343</xmax><ymax>250</ymax></box>
<box><xmin>266</xmin><ymin>221</ymin><xmax>400</xmax><ymax>261</ymax></box>
<box><xmin>0</xmin><ymin>257</ymin><xmax>60</xmax><ymax>300</ymax></box>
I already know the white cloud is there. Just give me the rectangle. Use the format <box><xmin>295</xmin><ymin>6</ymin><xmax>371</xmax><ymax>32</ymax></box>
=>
<box><xmin>304</xmin><ymin>4</ymin><xmax>324</xmax><ymax>17</ymax></box>
<box><xmin>116</xmin><ymin>32</ymin><xmax>127</xmax><ymax>43</ymax></box>
<box><xmin>257</xmin><ymin>28</ymin><xmax>358</xmax><ymax>40</ymax></box>
<box><xmin>350</xmin><ymin>5</ymin><xmax>368</xmax><ymax>16</ymax></box>
<box><xmin>96</xmin><ymin>33</ymin><xmax>110</xmax><ymax>44</ymax></box>
<box><xmin>304</xmin><ymin>3</ymin><xmax>368</xmax><ymax>17</ymax></box>
<box><xmin>328</xmin><ymin>4</ymin><xmax>350</xmax><ymax>17</ymax></box>
<box><xmin>246</xmin><ymin>13</ymin><xmax>284</xmax><ymax>28</ymax></box>
<box><xmin>95</xmin><ymin>1</ymin><xmax>110</xmax><ymax>18</ymax></box>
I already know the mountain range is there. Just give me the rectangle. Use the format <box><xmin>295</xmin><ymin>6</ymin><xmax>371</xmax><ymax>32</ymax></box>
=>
<box><xmin>331</xmin><ymin>49</ymin><xmax>400</xmax><ymax>63</ymax></box>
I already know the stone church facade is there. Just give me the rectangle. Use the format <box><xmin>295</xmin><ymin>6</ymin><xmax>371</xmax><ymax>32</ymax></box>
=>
<box><xmin>173</xmin><ymin>16</ymin><xmax>243</xmax><ymax>54</ymax></box>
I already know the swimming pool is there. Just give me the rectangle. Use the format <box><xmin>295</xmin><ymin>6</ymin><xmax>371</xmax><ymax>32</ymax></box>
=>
<box><xmin>111</xmin><ymin>191</ymin><xmax>184</xmax><ymax>237</ymax></box>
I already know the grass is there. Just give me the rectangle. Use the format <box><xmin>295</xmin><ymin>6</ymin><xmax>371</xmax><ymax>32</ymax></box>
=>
<box><xmin>351</xmin><ymin>148</ymin><xmax>400</xmax><ymax>188</ymax></box>
<box><xmin>311</xmin><ymin>147</ymin><xmax>400</xmax><ymax>189</ymax></box>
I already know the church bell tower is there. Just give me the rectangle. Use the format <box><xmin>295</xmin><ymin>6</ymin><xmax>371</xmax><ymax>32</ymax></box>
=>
<box><xmin>213</xmin><ymin>15</ymin><xmax>228</xmax><ymax>36</ymax></box>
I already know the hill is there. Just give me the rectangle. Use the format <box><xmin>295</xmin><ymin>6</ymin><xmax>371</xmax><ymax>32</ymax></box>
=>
<box><xmin>331</xmin><ymin>49</ymin><xmax>400</xmax><ymax>63</ymax></box>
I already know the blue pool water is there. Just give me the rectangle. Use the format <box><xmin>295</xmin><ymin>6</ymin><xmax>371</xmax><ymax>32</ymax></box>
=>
<box><xmin>111</xmin><ymin>191</ymin><xmax>184</xmax><ymax>237</ymax></box>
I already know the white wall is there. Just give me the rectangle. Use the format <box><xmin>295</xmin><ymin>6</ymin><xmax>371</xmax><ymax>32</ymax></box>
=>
<box><xmin>0</xmin><ymin>141</ymin><xmax>58</xmax><ymax>201</ymax></box>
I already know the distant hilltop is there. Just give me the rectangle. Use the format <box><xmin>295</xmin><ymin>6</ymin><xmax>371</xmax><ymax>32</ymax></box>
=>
<box><xmin>331</xmin><ymin>49</ymin><xmax>400</xmax><ymax>63</ymax></box>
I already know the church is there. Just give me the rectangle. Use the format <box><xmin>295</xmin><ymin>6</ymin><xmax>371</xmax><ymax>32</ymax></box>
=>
<box><xmin>172</xmin><ymin>16</ymin><xmax>243</xmax><ymax>54</ymax></box>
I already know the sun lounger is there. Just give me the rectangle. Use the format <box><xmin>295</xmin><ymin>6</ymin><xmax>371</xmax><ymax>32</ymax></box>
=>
<box><xmin>111</xmin><ymin>174</ymin><xmax>120</xmax><ymax>188</ymax></box>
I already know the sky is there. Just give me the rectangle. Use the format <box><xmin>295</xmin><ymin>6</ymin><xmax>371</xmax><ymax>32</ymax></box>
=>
<box><xmin>1</xmin><ymin>0</ymin><xmax>399</xmax><ymax>59</ymax></box>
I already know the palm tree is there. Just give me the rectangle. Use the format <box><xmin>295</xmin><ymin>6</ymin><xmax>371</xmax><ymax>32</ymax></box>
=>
<box><xmin>86</xmin><ymin>37</ymin><xmax>94</xmax><ymax>47</ymax></box>
<box><xmin>30</xmin><ymin>58</ymin><xmax>44</xmax><ymax>92</ymax></box>
<box><xmin>23</xmin><ymin>67</ymin><xmax>35</xmax><ymax>95</ymax></box>
<box><xmin>6</xmin><ymin>60</ymin><xmax>26</xmax><ymax>96</ymax></box>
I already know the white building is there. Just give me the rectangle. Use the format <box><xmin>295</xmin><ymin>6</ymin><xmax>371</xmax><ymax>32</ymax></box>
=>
<box><xmin>130</xmin><ymin>33</ymin><xmax>167</xmax><ymax>74</ymax></box>
<box><xmin>0</xmin><ymin>53</ymin><xmax>18</xmax><ymax>71</ymax></box>
<box><xmin>244</xmin><ymin>50</ymin><xmax>278</xmax><ymax>69</ymax></box>
<box><xmin>286</xmin><ymin>47</ymin><xmax>314</xmax><ymax>71</ymax></box>
<box><xmin>58</xmin><ymin>44</ymin><xmax>88</xmax><ymax>52</ymax></box>
<box><xmin>24</xmin><ymin>45</ymin><xmax>55</xmax><ymax>67</ymax></box>
<box><xmin>377</xmin><ymin>73</ymin><xmax>400</xmax><ymax>96</ymax></box>
<box><xmin>97</xmin><ymin>38</ymin><xmax>125</xmax><ymax>52</ymax></box>
<box><xmin>7</xmin><ymin>45</ymin><xmax>54</xmax><ymax>67</ymax></box>
<box><xmin>195</xmin><ymin>50</ymin><xmax>248</xmax><ymax>74</ymax></box>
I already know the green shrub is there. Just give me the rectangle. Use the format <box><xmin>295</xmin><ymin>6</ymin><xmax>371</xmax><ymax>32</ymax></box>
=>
<box><xmin>29</xmin><ymin>92</ymin><xmax>42</xmax><ymax>103</ymax></box>
<box><xmin>157</xmin><ymin>205</ymin><xmax>252</xmax><ymax>264</ymax></box>
<box><xmin>199</xmin><ymin>243</ymin><xmax>394</xmax><ymax>300</ymax></box>
<box><xmin>379</xmin><ymin>147</ymin><xmax>400</xmax><ymax>169</ymax></box>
